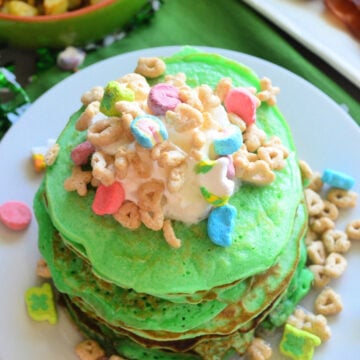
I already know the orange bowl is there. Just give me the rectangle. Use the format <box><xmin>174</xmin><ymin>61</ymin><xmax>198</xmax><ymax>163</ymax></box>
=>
<box><xmin>0</xmin><ymin>0</ymin><xmax>149</xmax><ymax>49</ymax></box>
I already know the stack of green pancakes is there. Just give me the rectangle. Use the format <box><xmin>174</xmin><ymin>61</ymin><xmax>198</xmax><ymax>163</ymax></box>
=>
<box><xmin>33</xmin><ymin>48</ymin><xmax>313</xmax><ymax>359</ymax></box>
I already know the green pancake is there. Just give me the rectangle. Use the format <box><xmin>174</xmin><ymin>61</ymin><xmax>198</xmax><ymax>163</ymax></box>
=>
<box><xmin>42</xmin><ymin>47</ymin><xmax>304</xmax><ymax>298</ymax></box>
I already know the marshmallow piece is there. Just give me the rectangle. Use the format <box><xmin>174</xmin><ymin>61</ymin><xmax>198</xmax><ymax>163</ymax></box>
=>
<box><xmin>148</xmin><ymin>83</ymin><xmax>181</xmax><ymax>115</ymax></box>
<box><xmin>213</xmin><ymin>124</ymin><xmax>243</xmax><ymax>155</ymax></box>
<box><xmin>208</xmin><ymin>204</ymin><xmax>237</xmax><ymax>247</ymax></box>
<box><xmin>130</xmin><ymin>114</ymin><xmax>168</xmax><ymax>149</ymax></box>
<box><xmin>224</xmin><ymin>87</ymin><xmax>259</xmax><ymax>126</ymax></box>
<box><xmin>92</xmin><ymin>182</ymin><xmax>125</xmax><ymax>216</ymax></box>
<box><xmin>0</xmin><ymin>201</ymin><xmax>32</xmax><ymax>231</ymax></box>
<box><xmin>25</xmin><ymin>283</ymin><xmax>57</xmax><ymax>324</ymax></box>
<box><xmin>322</xmin><ymin>168</ymin><xmax>355</xmax><ymax>190</ymax></box>
<box><xmin>57</xmin><ymin>46</ymin><xmax>85</xmax><ymax>71</ymax></box>
<box><xmin>71</xmin><ymin>141</ymin><xmax>95</xmax><ymax>166</ymax></box>
<box><xmin>100</xmin><ymin>80</ymin><xmax>135</xmax><ymax>116</ymax></box>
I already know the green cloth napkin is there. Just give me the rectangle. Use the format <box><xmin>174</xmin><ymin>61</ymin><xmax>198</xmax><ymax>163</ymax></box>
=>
<box><xmin>26</xmin><ymin>0</ymin><xmax>360</xmax><ymax>126</ymax></box>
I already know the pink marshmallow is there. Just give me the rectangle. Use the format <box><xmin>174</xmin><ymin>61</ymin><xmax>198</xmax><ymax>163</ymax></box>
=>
<box><xmin>71</xmin><ymin>141</ymin><xmax>95</xmax><ymax>166</ymax></box>
<box><xmin>224</xmin><ymin>87</ymin><xmax>258</xmax><ymax>126</ymax></box>
<box><xmin>0</xmin><ymin>201</ymin><xmax>32</xmax><ymax>231</ymax></box>
<box><xmin>148</xmin><ymin>83</ymin><xmax>181</xmax><ymax>115</ymax></box>
<box><xmin>92</xmin><ymin>182</ymin><xmax>125</xmax><ymax>216</ymax></box>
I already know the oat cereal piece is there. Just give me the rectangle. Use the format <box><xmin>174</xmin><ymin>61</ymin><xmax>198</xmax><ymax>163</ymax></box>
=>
<box><xmin>243</xmin><ymin>124</ymin><xmax>266</xmax><ymax>152</ymax></box>
<box><xmin>140</xmin><ymin>209</ymin><xmax>164</xmax><ymax>231</ymax></box>
<box><xmin>135</xmin><ymin>57</ymin><xmax>166</xmax><ymax>78</ymax></box>
<box><xmin>64</xmin><ymin>166</ymin><xmax>92</xmax><ymax>196</ymax></box>
<box><xmin>314</xmin><ymin>287</ymin><xmax>343</xmax><ymax>316</ymax></box>
<box><xmin>305</xmin><ymin>229</ymin><xmax>318</xmax><ymax>246</ymax></box>
<box><xmin>309</xmin><ymin>216</ymin><xmax>335</xmax><ymax>235</ymax></box>
<box><xmin>215</xmin><ymin>77</ymin><xmax>232</xmax><ymax>103</ymax></box>
<box><xmin>168</xmin><ymin>162</ymin><xmax>187</xmax><ymax>193</ymax></box>
<box><xmin>322</xmin><ymin>229</ymin><xmax>351</xmax><ymax>254</ymax></box>
<box><xmin>87</xmin><ymin>117</ymin><xmax>122</xmax><ymax>148</ymax></box>
<box><xmin>191</xmin><ymin>130</ymin><xmax>206</xmax><ymax>149</ymax></box>
<box><xmin>346</xmin><ymin>219</ymin><xmax>360</xmax><ymax>240</ymax></box>
<box><xmin>318</xmin><ymin>200</ymin><xmax>339</xmax><ymax>221</ymax></box>
<box><xmin>151</xmin><ymin>140</ymin><xmax>175</xmax><ymax>161</ymax></box>
<box><xmin>308</xmin><ymin>264</ymin><xmax>331</xmax><ymax>289</ymax></box>
<box><xmin>91</xmin><ymin>151</ymin><xmax>116</xmax><ymax>186</ymax></box>
<box><xmin>307</xmin><ymin>172</ymin><xmax>324</xmax><ymax>192</ymax></box>
<box><xmin>304</xmin><ymin>189</ymin><xmax>324</xmax><ymax>216</ymax></box>
<box><xmin>127</xmin><ymin>148</ymin><xmax>153</xmax><ymax>179</ymax></box>
<box><xmin>263</xmin><ymin>136</ymin><xmax>289</xmax><ymax>159</ymax></box>
<box><xmin>197</xmin><ymin>84</ymin><xmax>221</xmax><ymax>111</ymax></box>
<box><xmin>167</xmin><ymin>103</ymin><xmax>203</xmax><ymax>132</ymax></box>
<box><xmin>109</xmin><ymin>356</ymin><xmax>126</xmax><ymax>360</ymax></box>
<box><xmin>113</xmin><ymin>201</ymin><xmax>141</xmax><ymax>230</ymax></box>
<box><xmin>115</xmin><ymin>100</ymin><xmax>144</xmax><ymax>118</ymax></box>
<box><xmin>299</xmin><ymin>160</ymin><xmax>313</xmax><ymax>185</ymax></box>
<box><xmin>81</xmin><ymin>86</ymin><xmax>104</xmax><ymax>105</ymax></box>
<box><xmin>36</xmin><ymin>258</ymin><xmax>51</xmax><ymax>279</ymax></box>
<box><xmin>246</xmin><ymin>337</ymin><xmax>272</xmax><ymax>360</ymax></box>
<box><xmin>240</xmin><ymin>160</ymin><xmax>275</xmax><ymax>186</ymax></box>
<box><xmin>227</xmin><ymin>112</ymin><xmax>247</xmax><ymax>132</ymax></box>
<box><xmin>163</xmin><ymin>219</ymin><xmax>181</xmax><ymax>248</ymax></box>
<box><xmin>287</xmin><ymin>307</ymin><xmax>331</xmax><ymax>341</ymax></box>
<box><xmin>137</xmin><ymin>179</ymin><xmax>165</xmax><ymax>211</ymax></box>
<box><xmin>158</xmin><ymin>149</ymin><xmax>186</xmax><ymax>168</ymax></box>
<box><xmin>117</xmin><ymin>73</ymin><xmax>150</xmax><ymax>101</ymax></box>
<box><xmin>178</xmin><ymin>86</ymin><xmax>203</xmax><ymax>111</ymax></box>
<box><xmin>256</xmin><ymin>77</ymin><xmax>280</xmax><ymax>106</ymax></box>
<box><xmin>324</xmin><ymin>253</ymin><xmax>347</xmax><ymax>279</ymax></box>
<box><xmin>164</xmin><ymin>72</ymin><xmax>187</xmax><ymax>88</ymax></box>
<box><xmin>75</xmin><ymin>339</ymin><xmax>105</xmax><ymax>360</ymax></box>
<box><xmin>257</xmin><ymin>145</ymin><xmax>285</xmax><ymax>170</ymax></box>
<box><xmin>307</xmin><ymin>241</ymin><xmax>326</xmax><ymax>265</ymax></box>
<box><xmin>44</xmin><ymin>143</ymin><xmax>60</xmax><ymax>166</ymax></box>
<box><xmin>327</xmin><ymin>188</ymin><xmax>357</xmax><ymax>208</ymax></box>
<box><xmin>201</xmin><ymin>111</ymin><xmax>221</xmax><ymax>131</ymax></box>
<box><xmin>76</xmin><ymin>101</ymin><xmax>100</xmax><ymax>131</ymax></box>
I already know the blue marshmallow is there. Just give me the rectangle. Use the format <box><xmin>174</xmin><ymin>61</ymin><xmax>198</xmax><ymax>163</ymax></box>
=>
<box><xmin>213</xmin><ymin>125</ymin><xmax>243</xmax><ymax>156</ymax></box>
<box><xmin>207</xmin><ymin>204</ymin><xmax>237</xmax><ymax>247</ymax></box>
<box><xmin>322</xmin><ymin>168</ymin><xmax>355</xmax><ymax>190</ymax></box>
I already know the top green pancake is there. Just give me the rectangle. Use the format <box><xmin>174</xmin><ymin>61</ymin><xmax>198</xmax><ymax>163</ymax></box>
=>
<box><xmin>41</xmin><ymin>48</ymin><xmax>304</xmax><ymax>297</ymax></box>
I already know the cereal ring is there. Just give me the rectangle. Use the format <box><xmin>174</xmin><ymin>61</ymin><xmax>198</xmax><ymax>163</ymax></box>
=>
<box><xmin>322</xmin><ymin>229</ymin><xmax>351</xmax><ymax>253</ymax></box>
<box><xmin>127</xmin><ymin>147</ymin><xmax>153</xmax><ymax>179</ymax></box>
<box><xmin>215</xmin><ymin>77</ymin><xmax>232</xmax><ymax>103</ymax></box>
<box><xmin>117</xmin><ymin>73</ymin><xmax>150</xmax><ymax>101</ymax></box>
<box><xmin>240</xmin><ymin>160</ymin><xmax>275</xmax><ymax>186</ymax></box>
<box><xmin>158</xmin><ymin>149</ymin><xmax>186</xmax><ymax>169</ymax></box>
<box><xmin>264</xmin><ymin>136</ymin><xmax>289</xmax><ymax>159</ymax></box>
<box><xmin>135</xmin><ymin>57</ymin><xmax>166</xmax><ymax>78</ymax></box>
<box><xmin>91</xmin><ymin>151</ymin><xmax>116</xmax><ymax>186</ymax></box>
<box><xmin>163</xmin><ymin>219</ymin><xmax>181</xmax><ymax>248</ymax></box>
<box><xmin>346</xmin><ymin>219</ymin><xmax>360</xmax><ymax>240</ymax></box>
<box><xmin>167</xmin><ymin>103</ymin><xmax>203</xmax><ymax>132</ymax></box>
<box><xmin>257</xmin><ymin>77</ymin><xmax>280</xmax><ymax>106</ymax></box>
<box><xmin>310</xmin><ymin>216</ymin><xmax>335</xmax><ymax>234</ymax></box>
<box><xmin>304</xmin><ymin>189</ymin><xmax>324</xmax><ymax>216</ymax></box>
<box><xmin>318</xmin><ymin>200</ymin><xmax>339</xmax><ymax>221</ymax></box>
<box><xmin>114</xmin><ymin>148</ymin><xmax>129</xmax><ymax>179</ymax></box>
<box><xmin>257</xmin><ymin>145</ymin><xmax>285</xmax><ymax>170</ymax></box>
<box><xmin>324</xmin><ymin>252</ymin><xmax>347</xmax><ymax>279</ymax></box>
<box><xmin>87</xmin><ymin>117</ymin><xmax>122</xmax><ymax>147</ymax></box>
<box><xmin>327</xmin><ymin>188</ymin><xmax>357</xmax><ymax>208</ymax></box>
<box><xmin>36</xmin><ymin>258</ymin><xmax>51</xmax><ymax>279</ymax></box>
<box><xmin>140</xmin><ymin>209</ymin><xmax>164</xmax><ymax>231</ymax></box>
<box><xmin>44</xmin><ymin>143</ymin><xmax>60</xmax><ymax>166</ymax></box>
<box><xmin>64</xmin><ymin>166</ymin><xmax>92</xmax><ymax>196</ymax></box>
<box><xmin>307</xmin><ymin>172</ymin><xmax>323</xmax><ymax>193</ymax></box>
<box><xmin>75</xmin><ymin>340</ymin><xmax>105</xmax><ymax>360</ymax></box>
<box><xmin>243</xmin><ymin>124</ymin><xmax>266</xmax><ymax>152</ymax></box>
<box><xmin>227</xmin><ymin>112</ymin><xmax>247</xmax><ymax>132</ymax></box>
<box><xmin>115</xmin><ymin>100</ymin><xmax>144</xmax><ymax>118</ymax></box>
<box><xmin>76</xmin><ymin>101</ymin><xmax>100</xmax><ymax>132</ymax></box>
<box><xmin>299</xmin><ymin>160</ymin><xmax>313</xmax><ymax>186</ymax></box>
<box><xmin>246</xmin><ymin>337</ymin><xmax>272</xmax><ymax>360</ymax></box>
<box><xmin>164</xmin><ymin>72</ymin><xmax>187</xmax><ymax>88</ymax></box>
<box><xmin>178</xmin><ymin>86</ymin><xmax>203</xmax><ymax>111</ymax></box>
<box><xmin>307</xmin><ymin>241</ymin><xmax>326</xmax><ymax>265</ymax></box>
<box><xmin>168</xmin><ymin>162</ymin><xmax>187</xmax><ymax>193</ymax></box>
<box><xmin>314</xmin><ymin>287</ymin><xmax>343</xmax><ymax>316</ymax></box>
<box><xmin>137</xmin><ymin>179</ymin><xmax>165</xmax><ymax>211</ymax></box>
<box><xmin>304</xmin><ymin>230</ymin><xmax>318</xmax><ymax>247</ymax></box>
<box><xmin>81</xmin><ymin>86</ymin><xmax>104</xmax><ymax>105</ymax></box>
<box><xmin>308</xmin><ymin>264</ymin><xmax>331</xmax><ymax>289</ymax></box>
<box><xmin>197</xmin><ymin>84</ymin><xmax>221</xmax><ymax>111</ymax></box>
<box><xmin>113</xmin><ymin>201</ymin><xmax>141</xmax><ymax>230</ymax></box>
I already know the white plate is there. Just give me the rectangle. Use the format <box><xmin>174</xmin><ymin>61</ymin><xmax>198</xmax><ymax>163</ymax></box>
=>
<box><xmin>0</xmin><ymin>46</ymin><xmax>359</xmax><ymax>360</ymax></box>
<box><xmin>243</xmin><ymin>0</ymin><xmax>360</xmax><ymax>88</ymax></box>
